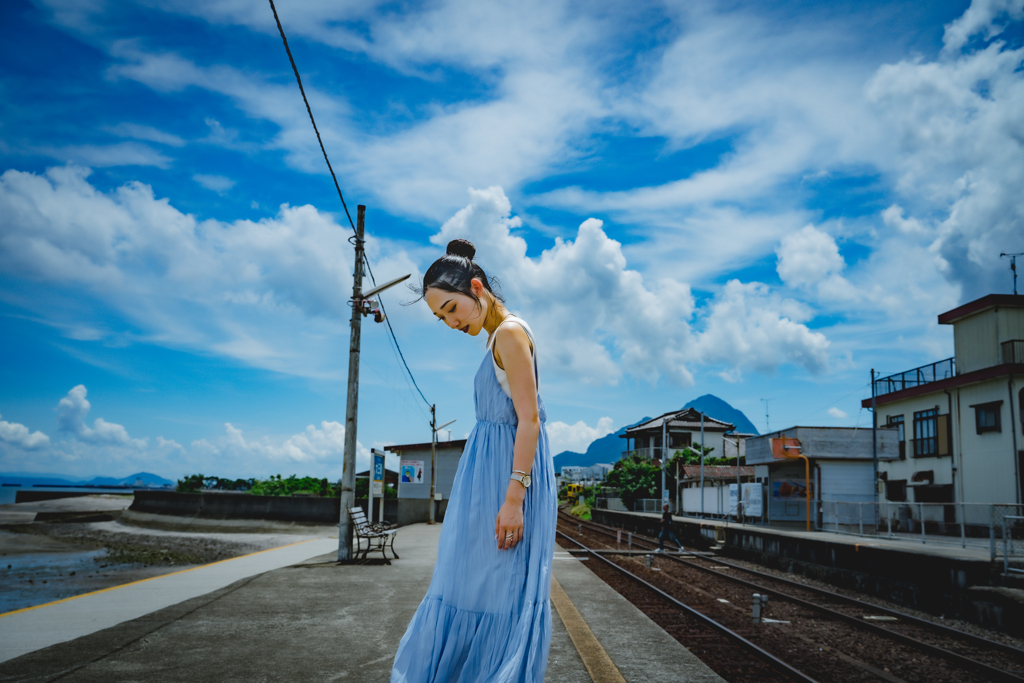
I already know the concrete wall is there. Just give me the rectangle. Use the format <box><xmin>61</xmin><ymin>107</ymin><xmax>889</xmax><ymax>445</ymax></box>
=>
<box><xmin>356</xmin><ymin>498</ymin><xmax>450</xmax><ymax>526</ymax></box>
<box><xmin>746</xmin><ymin>426</ymin><xmax>899</xmax><ymax>465</ymax></box>
<box><xmin>393</xmin><ymin>443</ymin><xmax>463</xmax><ymax>500</ymax></box>
<box><xmin>955</xmin><ymin>310</ymin><xmax>1001</xmax><ymax>373</ymax></box>
<box><xmin>130</xmin><ymin>491</ymin><xmax>451</xmax><ymax>527</ymax></box>
<box><xmin>131</xmin><ymin>491</ymin><xmax>340</xmax><ymax>523</ymax></box>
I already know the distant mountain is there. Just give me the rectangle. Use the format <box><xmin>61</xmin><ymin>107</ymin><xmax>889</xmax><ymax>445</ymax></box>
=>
<box><xmin>81</xmin><ymin>472</ymin><xmax>174</xmax><ymax>487</ymax></box>
<box><xmin>553</xmin><ymin>418</ymin><xmax>649</xmax><ymax>472</ymax></box>
<box><xmin>683</xmin><ymin>395</ymin><xmax>759</xmax><ymax>435</ymax></box>
<box><xmin>0</xmin><ymin>473</ymin><xmax>82</xmax><ymax>487</ymax></box>
<box><xmin>0</xmin><ymin>471</ymin><xmax>173</xmax><ymax>487</ymax></box>
<box><xmin>552</xmin><ymin>395</ymin><xmax>759</xmax><ymax>472</ymax></box>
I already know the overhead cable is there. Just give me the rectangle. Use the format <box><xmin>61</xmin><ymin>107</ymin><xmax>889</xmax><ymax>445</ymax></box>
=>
<box><xmin>268</xmin><ymin>0</ymin><xmax>356</xmax><ymax>233</ymax></box>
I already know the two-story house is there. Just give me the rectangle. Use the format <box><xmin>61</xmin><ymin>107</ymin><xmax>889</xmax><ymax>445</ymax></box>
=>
<box><xmin>620</xmin><ymin>408</ymin><xmax>741</xmax><ymax>462</ymax></box>
<box><xmin>861</xmin><ymin>294</ymin><xmax>1024</xmax><ymax>516</ymax></box>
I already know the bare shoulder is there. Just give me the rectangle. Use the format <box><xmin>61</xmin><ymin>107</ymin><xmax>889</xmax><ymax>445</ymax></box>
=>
<box><xmin>492</xmin><ymin>321</ymin><xmax>533</xmax><ymax>369</ymax></box>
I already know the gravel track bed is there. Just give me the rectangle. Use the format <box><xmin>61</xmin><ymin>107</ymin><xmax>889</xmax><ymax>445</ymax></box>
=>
<box><xmin>558</xmin><ymin>517</ymin><xmax>1023</xmax><ymax>683</ymax></box>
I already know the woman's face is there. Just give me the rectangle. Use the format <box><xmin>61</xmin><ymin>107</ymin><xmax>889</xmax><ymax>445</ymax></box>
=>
<box><xmin>425</xmin><ymin>279</ymin><xmax>488</xmax><ymax>336</ymax></box>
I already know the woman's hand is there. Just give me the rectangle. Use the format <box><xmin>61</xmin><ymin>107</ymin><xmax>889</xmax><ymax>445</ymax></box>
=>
<box><xmin>495</xmin><ymin>497</ymin><xmax>524</xmax><ymax>550</ymax></box>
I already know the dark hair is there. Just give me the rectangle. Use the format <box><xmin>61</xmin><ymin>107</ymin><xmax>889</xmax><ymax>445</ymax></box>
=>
<box><xmin>407</xmin><ymin>239</ymin><xmax>503</xmax><ymax>307</ymax></box>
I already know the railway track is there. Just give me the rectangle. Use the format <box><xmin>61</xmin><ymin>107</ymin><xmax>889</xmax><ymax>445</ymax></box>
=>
<box><xmin>556</xmin><ymin>510</ymin><xmax>1024</xmax><ymax>683</ymax></box>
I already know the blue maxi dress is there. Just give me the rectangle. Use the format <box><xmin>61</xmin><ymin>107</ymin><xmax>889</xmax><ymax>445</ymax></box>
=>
<box><xmin>391</xmin><ymin>318</ymin><xmax>556</xmax><ymax>683</ymax></box>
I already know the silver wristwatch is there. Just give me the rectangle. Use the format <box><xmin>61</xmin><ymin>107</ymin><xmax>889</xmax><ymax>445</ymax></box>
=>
<box><xmin>510</xmin><ymin>470</ymin><xmax>532</xmax><ymax>489</ymax></box>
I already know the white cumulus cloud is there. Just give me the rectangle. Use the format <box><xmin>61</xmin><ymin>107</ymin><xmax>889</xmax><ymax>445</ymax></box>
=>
<box><xmin>56</xmin><ymin>385</ymin><xmax>145</xmax><ymax>447</ymax></box>
<box><xmin>546</xmin><ymin>417</ymin><xmax>615</xmax><ymax>456</ymax></box>
<box><xmin>827</xmin><ymin>407</ymin><xmax>849</xmax><ymax>419</ymax></box>
<box><xmin>0</xmin><ymin>415</ymin><xmax>50</xmax><ymax>450</ymax></box>
<box><xmin>432</xmin><ymin>187</ymin><xmax>832</xmax><ymax>385</ymax></box>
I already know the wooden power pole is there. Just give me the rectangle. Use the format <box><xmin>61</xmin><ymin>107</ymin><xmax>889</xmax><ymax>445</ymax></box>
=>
<box><xmin>338</xmin><ymin>205</ymin><xmax>366</xmax><ymax>561</ymax></box>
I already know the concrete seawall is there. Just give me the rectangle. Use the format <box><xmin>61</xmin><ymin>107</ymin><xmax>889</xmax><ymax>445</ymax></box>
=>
<box><xmin>130</xmin><ymin>491</ymin><xmax>450</xmax><ymax>527</ymax></box>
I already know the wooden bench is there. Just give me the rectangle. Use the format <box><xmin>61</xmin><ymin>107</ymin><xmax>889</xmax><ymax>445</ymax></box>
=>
<box><xmin>348</xmin><ymin>506</ymin><xmax>399</xmax><ymax>563</ymax></box>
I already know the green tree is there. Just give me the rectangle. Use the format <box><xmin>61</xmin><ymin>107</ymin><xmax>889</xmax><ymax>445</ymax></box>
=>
<box><xmin>605</xmin><ymin>455</ymin><xmax>660</xmax><ymax>510</ymax></box>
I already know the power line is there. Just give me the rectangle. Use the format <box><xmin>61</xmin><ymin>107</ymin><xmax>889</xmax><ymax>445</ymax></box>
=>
<box><xmin>268</xmin><ymin>0</ymin><xmax>356</xmax><ymax>233</ymax></box>
<box><xmin>268</xmin><ymin>0</ymin><xmax>431</xmax><ymax>410</ymax></box>
<box><xmin>364</xmin><ymin>254</ymin><xmax>431</xmax><ymax>407</ymax></box>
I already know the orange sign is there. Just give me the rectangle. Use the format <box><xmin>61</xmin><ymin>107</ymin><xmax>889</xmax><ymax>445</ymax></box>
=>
<box><xmin>771</xmin><ymin>438</ymin><xmax>802</xmax><ymax>459</ymax></box>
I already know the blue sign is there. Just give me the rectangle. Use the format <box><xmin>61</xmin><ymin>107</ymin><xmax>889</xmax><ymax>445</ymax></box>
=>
<box><xmin>373</xmin><ymin>453</ymin><xmax>385</xmax><ymax>482</ymax></box>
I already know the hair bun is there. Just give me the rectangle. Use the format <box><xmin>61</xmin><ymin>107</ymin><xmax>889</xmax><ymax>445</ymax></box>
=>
<box><xmin>446</xmin><ymin>239</ymin><xmax>476</xmax><ymax>260</ymax></box>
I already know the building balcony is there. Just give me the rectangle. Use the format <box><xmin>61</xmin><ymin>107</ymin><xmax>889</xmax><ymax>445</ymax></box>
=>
<box><xmin>873</xmin><ymin>358</ymin><xmax>955</xmax><ymax>398</ymax></box>
<box><xmin>622</xmin><ymin>447</ymin><xmax>665</xmax><ymax>461</ymax></box>
<box><xmin>1002</xmin><ymin>339</ymin><xmax>1024</xmax><ymax>364</ymax></box>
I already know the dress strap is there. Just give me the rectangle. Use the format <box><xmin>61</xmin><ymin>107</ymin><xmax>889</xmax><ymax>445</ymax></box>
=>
<box><xmin>486</xmin><ymin>315</ymin><xmax>539</xmax><ymax>397</ymax></box>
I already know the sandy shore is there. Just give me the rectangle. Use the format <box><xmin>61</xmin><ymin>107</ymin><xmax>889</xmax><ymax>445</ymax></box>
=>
<box><xmin>0</xmin><ymin>496</ymin><xmax>336</xmax><ymax>614</ymax></box>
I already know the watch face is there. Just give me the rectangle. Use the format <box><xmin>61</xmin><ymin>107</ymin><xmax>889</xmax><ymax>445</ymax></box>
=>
<box><xmin>523</xmin><ymin>475</ymin><xmax>532</xmax><ymax>488</ymax></box>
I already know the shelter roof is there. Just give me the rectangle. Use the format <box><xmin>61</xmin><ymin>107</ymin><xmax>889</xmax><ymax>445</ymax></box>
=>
<box><xmin>383</xmin><ymin>439</ymin><xmax>467</xmax><ymax>452</ymax></box>
<box><xmin>680</xmin><ymin>465</ymin><xmax>754</xmax><ymax>480</ymax></box>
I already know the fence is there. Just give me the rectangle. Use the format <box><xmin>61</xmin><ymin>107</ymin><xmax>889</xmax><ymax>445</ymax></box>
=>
<box><xmin>816</xmin><ymin>501</ymin><xmax>1024</xmax><ymax>560</ymax></box>
<box><xmin>1003</xmin><ymin>516</ymin><xmax>1024</xmax><ymax>575</ymax></box>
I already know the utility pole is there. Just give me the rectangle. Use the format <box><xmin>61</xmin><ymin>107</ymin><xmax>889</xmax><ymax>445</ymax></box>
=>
<box><xmin>338</xmin><ymin>206</ymin><xmax>366</xmax><ymax>561</ymax></box>
<box><xmin>661</xmin><ymin>415</ymin><xmax>667</xmax><ymax>511</ymax></box>
<box><xmin>700</xmin><ymin>411</ymin><xmax>705</xmax><ymax>517</ymax></box>
<box><xmin>1001</xmin><ymin>253</ymin><xmax>1023</xmax><ymax>295</ymax></box>
<box><xmin>429</xmin><ymin>405</ymin><xmax>436</xmax><ymax>524</ymax></box>
<box><xmin>336</xmin><ymin>207</ymin><xmax>411</xmax><ymax>561</ymax></box>
<box><xmin>871</xmin><ymin>368</ymin><xmax>878</xmax><ymax>505</ymax></box>
<box><xmin>429</xmin><ymin>405</ymin><xmax>455</xmax><ymax>524</ymax></box>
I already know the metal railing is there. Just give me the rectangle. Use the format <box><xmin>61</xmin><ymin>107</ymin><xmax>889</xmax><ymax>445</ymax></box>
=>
<box><xmin>622</xmin><ymin>447</ymin><xmax>664</xmax><ymax>460</ymax></box>
<box><xmin>635</xmin><ymin>498</ymin><xmax>673</xmax><ymax>513</ymax></box>
<box><xmin>816</xmin><ymin>501</ymin><xmax>1024</xmax><ymax>561</ymax></box>
<box><xmin>874</xmin><ymin>357</ymin><xmax>955</xmax><ymax>397</ymax></box>
<box><xmin>1003</xmin><ymin>516</ymin><xmax>1024</xmax><ymax>575</ymax></box>
<box><xmin>1002</xmin><ymin>339</ymin><xmax>1024</xmax><ymax>364</ymax></box>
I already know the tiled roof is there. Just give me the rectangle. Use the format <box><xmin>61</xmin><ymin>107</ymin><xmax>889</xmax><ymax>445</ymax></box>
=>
<box><xmin>623</xmin><ymin>408</ymin><xmax>735</xmax><ymax>435</ymax></box>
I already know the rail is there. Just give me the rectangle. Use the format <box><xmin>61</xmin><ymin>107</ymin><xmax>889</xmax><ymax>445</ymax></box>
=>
<box><xmin>874</xmin><ymin>357</ymin><xmax>955</xmax><ymax>397</ymax></box>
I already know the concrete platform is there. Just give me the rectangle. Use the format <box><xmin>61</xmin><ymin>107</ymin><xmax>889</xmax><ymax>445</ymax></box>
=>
<box><xmin>0</xmin><ymin>523</ymin><xmax>724</xmax><ymax>682</ymax></box>
<box><xmin>594</xmin><ymin>508</ymin><xmax>1024</xmax><ymax>634</ymax></box>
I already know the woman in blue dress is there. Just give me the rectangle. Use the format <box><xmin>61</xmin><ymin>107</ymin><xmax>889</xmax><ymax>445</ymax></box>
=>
<box><xmin>391</xmin><ymin>238</ymin><xmax>556</xmax><ymax>683</ymax></box>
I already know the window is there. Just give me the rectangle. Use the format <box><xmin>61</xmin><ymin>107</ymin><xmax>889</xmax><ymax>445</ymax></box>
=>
<box><xmin>885</xmin><ymin>479</ymin><xmax>907</xmax><ymax>502</ymax></box>
<box><xmin>887</xmin><ymin>415</ymin><xmax>905</xmax><ymax>459</ymax></box>
<box><xmin>669</xmin><ymin>432</ymin><xmax>692</xmax><ymax>449</ymax></box>
<box><xmin>972</xmin><ymin>401</ymin><xmax>1002</xmax><ymax>434</ymax></box>
<box><xmin>913</xmin><ymin>408</ymin><xmax>938</xmax><ymax>457</ymax></box>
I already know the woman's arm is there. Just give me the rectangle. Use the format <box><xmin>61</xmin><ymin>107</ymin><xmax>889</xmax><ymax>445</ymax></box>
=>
<box><xmin>492</xmin><ymin>323</ymin><xmax>540</xmax><ymax>550</ymax></box>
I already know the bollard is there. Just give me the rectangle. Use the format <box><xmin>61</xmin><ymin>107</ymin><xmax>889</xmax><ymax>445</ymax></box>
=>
<box><xmin>617</xmin><ymin>529</ymin><xmax>622</xmax><ymax>550</ymax></box>
<box><xmin>628</xmin><ymin>532</ymin><xmax>632</xmax><ymax>552</ymax></box>
<box><xmin>578</xmin><ymin>523</ymin><xmax>582</xmax><ymax>535</ymax></box>
<box><xmin>645</xmin><ymin>554</ymin><xmax>653</xmax><ymax>569</ymax></box>
<box><xmin>752</xmin><ymin>593</ymin><xmax>762</xmax><ymax>623</ymax></box>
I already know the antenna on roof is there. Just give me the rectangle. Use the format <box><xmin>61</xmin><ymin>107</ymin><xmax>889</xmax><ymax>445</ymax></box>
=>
<box><xmin>761</xmin><ymin>398</ymin><xmax>772</xmax><ymax>434</ymax></box>
<box><xmin>1000</xmin><ymin>253</ymin><xmax>1023</xmax><ymax>295</ymax></box>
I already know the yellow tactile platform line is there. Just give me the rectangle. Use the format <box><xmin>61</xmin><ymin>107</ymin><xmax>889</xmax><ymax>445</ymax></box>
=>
<box><xmin>550</xmin><ymin>575</ymin><xmax>627</xmax><ymax>683</ymax></box>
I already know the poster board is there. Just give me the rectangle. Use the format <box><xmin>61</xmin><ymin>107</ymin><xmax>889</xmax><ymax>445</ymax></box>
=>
<box><xmin>741</xmin><ymin>482</ymin><xmax>763</xmax><ymax>517</ymax></box>
<box><xmin>401</xmin><ymin>460</ymin><xmax>424</xmax><ymax>484</ymax></box>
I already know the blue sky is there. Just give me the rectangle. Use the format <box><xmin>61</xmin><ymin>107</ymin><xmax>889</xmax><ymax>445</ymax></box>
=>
<box><xmin>1</xmin><ymin>0</ymin><xmax>1022</xmax><ymax>481</ymax></box>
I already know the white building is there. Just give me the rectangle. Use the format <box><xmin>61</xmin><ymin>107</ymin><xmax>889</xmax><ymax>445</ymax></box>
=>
<box><xmin>862</xmin><ymin>293</ymin><xmax>1024</xmax><ymax>510</ymax></box>
<box><xmin>559</xmin><ymin>466</ymin><xmax>586</xmax><ymax>481</ymax></box>
<box><xmin>620</xmin><ymin>408</ymin><xmax>744</xmax><ymax>462</ymax></box>
<box><xmin>746</xmin><ymin>427</ymin><xmax>899</xmax><ymax>526</ymax></box>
